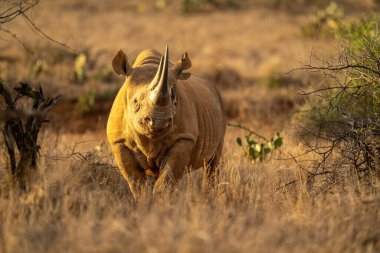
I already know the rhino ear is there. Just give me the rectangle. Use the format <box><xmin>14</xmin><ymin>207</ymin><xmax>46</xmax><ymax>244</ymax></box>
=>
<box><xmin>173</xmin><ymin>52</ymin><xmax>191</xmax><ymax>80</ymax></box>
<box><xmin>112</xmin><ymin>50</ymin><xmax>133</xmax><ymax>76</ymax></box>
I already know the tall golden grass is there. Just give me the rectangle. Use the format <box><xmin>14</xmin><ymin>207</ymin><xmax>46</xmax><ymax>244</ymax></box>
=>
<box><xmin>0</xmin><ymin>137</ymin><xmax>378</xmax><ymax>253</ymax></box>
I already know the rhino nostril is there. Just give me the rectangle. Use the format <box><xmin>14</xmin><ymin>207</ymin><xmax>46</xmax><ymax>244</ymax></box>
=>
<box><xmin>143</xmin><ymin>117</ymin><xmax>152</xmax><ymax>126</ymax></box>
<box><xmin>164</xmin><ymin>118</ymin><xmax>173</xmax><ymax>128</ymax></box>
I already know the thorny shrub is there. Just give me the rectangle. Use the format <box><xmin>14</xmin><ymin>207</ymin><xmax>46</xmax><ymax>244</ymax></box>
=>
<box><xmin>296</xmin><ymin>17</ymin><xmax>380</xmax><ymax>187</ymax></box>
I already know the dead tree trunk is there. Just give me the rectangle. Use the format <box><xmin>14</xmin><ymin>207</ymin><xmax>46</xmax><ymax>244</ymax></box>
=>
<box><xmin>0</xmin><ymin>82</ymin><xmax>59</xmax><ymax>190</ymax></box>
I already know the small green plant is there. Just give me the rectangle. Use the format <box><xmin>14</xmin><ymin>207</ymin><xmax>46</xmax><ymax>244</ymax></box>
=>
<box><xmin>231</xmin><ymin>123</ymin><xmax>283</xmax><ymax>162</ymax></box>
<box><xmin>29</xmin><ymin>59</ymin><xmax>44</xmax><ymax>78</ymax></box>
<box><xmin>265</xmin><ymin>73</ymin><xmax>281</xmax><ymax>88</ymax></box>
<box><xmin>181</xmin><ymin>0</ymin><xmax>237</xmax><ymax>13</ymax></box>
<box><xmin>93</xmin><ymin>65</ymin><xmax>114</xmax><ymax>83</ymax></box>
<box><xmin>74</xmin><ymin>53</ymin><xmax>87</xmax><ymax>84</ymax></box>
<box><xmin>155</xmin><ymin>0</ymin><xmax>167</xmax><ymax>10</ymax></box>
<box><xmin>76</xmin><ymin>89</ymin><xmax>96</xmax><ymax>115</ymax></box>
<box><xmin>237</xmin><ymin>132</ymin><xmax>283</xmax><ymax>162</ymax></box>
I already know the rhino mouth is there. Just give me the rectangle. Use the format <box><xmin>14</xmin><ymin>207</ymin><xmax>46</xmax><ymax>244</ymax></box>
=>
<box><xmin>146</xmin><ymin>127</ymin><xmax>172</xmax><ymax>139</ymax></box>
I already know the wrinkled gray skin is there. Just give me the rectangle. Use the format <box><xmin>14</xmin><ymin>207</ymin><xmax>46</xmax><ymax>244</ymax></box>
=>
<box><xmin>107</xmin><ymin>46</ymin><xmax>225</xmax><ymax>200</ymax></box>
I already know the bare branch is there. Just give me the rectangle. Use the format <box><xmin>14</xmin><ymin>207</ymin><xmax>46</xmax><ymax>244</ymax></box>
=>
<box><xmin>291</xmin><ymin>64</ymin><xmax>380</xmax><ymax>77</ymax></box>
<box><xmin>0</xmin><ymin>0</ymin><xmax>77</xmax><ymax>54</ymax></box>
<box><xmin>227</xmin><ymin>122</ymin><xmax>269</xmax><ymax>142</ymax></box>
<box><xmin>22</xmin><ymin>13</ymin><xmax>77</xmax><ymax>53</ymax></box>
<box><xmin>0</xmin><ymin>0</ymin><xmax>39</xmax><ymax>24</ymax></box>
<box><xmin>0</xmin><ymin>27</ymin><xmax>32</xmax><ymax>53</ymax></box>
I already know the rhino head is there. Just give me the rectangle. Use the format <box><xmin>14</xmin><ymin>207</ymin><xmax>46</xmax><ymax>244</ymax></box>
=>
<box><xmin>112</xmin><ymin>46</ymin><xmax>191</xmax><ymax>138</ymax></box>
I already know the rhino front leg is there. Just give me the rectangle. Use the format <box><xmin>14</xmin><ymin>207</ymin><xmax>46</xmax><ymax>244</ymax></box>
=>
<box><xmin>112</xmin><ymin>143</ymin><xmax>146</xmax><ymax>200</ymax></box>
<box><xmin>153</xmin><ymin>140</ymin><xmax>194</xmax><ymax>195</ymax></box>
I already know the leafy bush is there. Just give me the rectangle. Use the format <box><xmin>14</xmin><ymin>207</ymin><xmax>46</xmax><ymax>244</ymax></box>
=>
<box><xmin>297</xmin><ymin>17</ymin><xmax>380</xmax><ymax>182</ymax></box>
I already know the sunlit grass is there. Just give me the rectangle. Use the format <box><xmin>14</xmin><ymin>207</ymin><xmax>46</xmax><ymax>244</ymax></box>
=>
<box><xmin>0</xmin><ymin>135</ymin><xmax>378</xmax><ymax>253</ymax></box>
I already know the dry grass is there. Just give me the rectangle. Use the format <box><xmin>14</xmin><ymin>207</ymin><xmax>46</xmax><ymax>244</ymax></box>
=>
<box><xmin>0</xmin><ymin>134</ymin><xmax>379</xmax><ymax>253</ymax></box>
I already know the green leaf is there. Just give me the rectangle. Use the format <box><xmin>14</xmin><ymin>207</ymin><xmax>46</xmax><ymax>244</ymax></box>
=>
<box><xmin>255</xmin><ymin>143</ymin><xmax>261</xmax><ymax>152</ymax></box>
<box><xmin>259</xmin><ymin>144</ymin><xmax>265</xmax><ymax>157</ymax></box>
<box><xmin>274</xmin><ymin>134</ymin><xmax>283</xmax><ymax>149</ymax></box>
<box><xmin>264</xmin><ymin>147</ymin><xmax>271</xmax><ymax>156</ymax></box>
<box><xmin>249</xmin><ymin>147</ymin><xmax>257</xmax><ymax>160</ymax></box>
<box><xmin>245</xmin><ymin>134</ymin><xmax>251</xmax><ymax>145</ymax></box>
<box><xmin>236</xmin><ymin>137</ymin><xmax>242</xmax><ymax>146</ymax></box>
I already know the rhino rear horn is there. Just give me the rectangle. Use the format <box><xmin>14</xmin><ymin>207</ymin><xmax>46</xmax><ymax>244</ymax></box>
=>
<box><xmin>112</xmin><ymin>50</ymin><xmax>133</xmax><ymax>76</ymax></box>
<box><xmin>173</xmin><ymin>52</ymin><xmax>191</xmax><ymax>80</ymax></box>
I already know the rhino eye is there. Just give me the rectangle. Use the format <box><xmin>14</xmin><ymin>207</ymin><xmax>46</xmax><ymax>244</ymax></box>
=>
<box><xmin>171</xmin><ymin>87</ymin><xmax>176</xmax><ymax>101</ymax></box>
<box><xmin>132</xmin><ymin>98</ymin><xmax>140</xmax><ymax>111</ymax></box>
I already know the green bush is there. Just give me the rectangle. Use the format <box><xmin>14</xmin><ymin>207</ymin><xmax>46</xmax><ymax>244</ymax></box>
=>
<box><xmin>297</xmin><ymin>17</ymin><xmax>380</xmax><ymax>180</ymax></box>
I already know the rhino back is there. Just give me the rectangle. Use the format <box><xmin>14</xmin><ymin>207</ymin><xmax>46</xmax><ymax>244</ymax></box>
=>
<box><xmin>133</xmin><ymin>49</ymin><xmax>163</xmax><ymax>67</ymax></box>
<box><xmin>177</xmin><ymin>76</ymin><xmax>225</xmax><ymax>168</ymax></box>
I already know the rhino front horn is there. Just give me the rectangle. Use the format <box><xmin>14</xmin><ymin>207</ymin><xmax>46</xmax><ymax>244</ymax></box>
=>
<box><xmin>150</xmin><ymin>45</ymin><xmax>170</xmax><ymax>106</ymax></box>
<box><xmin>149</xmin><ymin>54</ymin><xmax>164</xmax><ymax>91</ymax></box>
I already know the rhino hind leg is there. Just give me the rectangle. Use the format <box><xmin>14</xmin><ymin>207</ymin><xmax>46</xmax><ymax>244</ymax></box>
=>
<box><xmin>203</xmin><ymin>139</ymin><xmax>224</xmax><ymax>188</ymax></box>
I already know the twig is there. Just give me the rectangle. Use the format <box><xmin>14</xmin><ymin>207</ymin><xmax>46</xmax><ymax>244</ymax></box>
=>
<box><xmin>227</xmin><ymin>122</ymin><xmax>269</xmax><ymax>142</ymax></box>
<box><xmin>0</xmin><ymin>27</ymin><xmax>32</xmax><ymax>53</ymax></box>
<box><xmin>22</xmin><ymin>13</ymin><xmax>77</xmax><ymax>53</ymax></box>
<box><xmin>0</xmin><ymin>0</ymin><xmax>39</xmax><ymax>24</ymax></box>
<box><xmin>288</xmin><ymin>64</ymin><xmax>379</xmax><ymax>77</ymax></box>
<box><xmin>276</xmin><ymin>180</ymin><xmax>297</xmax><ymax>191</ymax></box>
<box><xmin>297</xmin><ymin>84</ymin><xmax>365</xmax><ymax>96</ymax></box>
<box><xmin>0</xmin><ymin>0</ymin><xmax>77</xmax><ymax>54</ymax></box>
<box><xmin>309</xmin><ymin>22</ymin><xmax>321</xmax><ymax>66</ymax></box>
